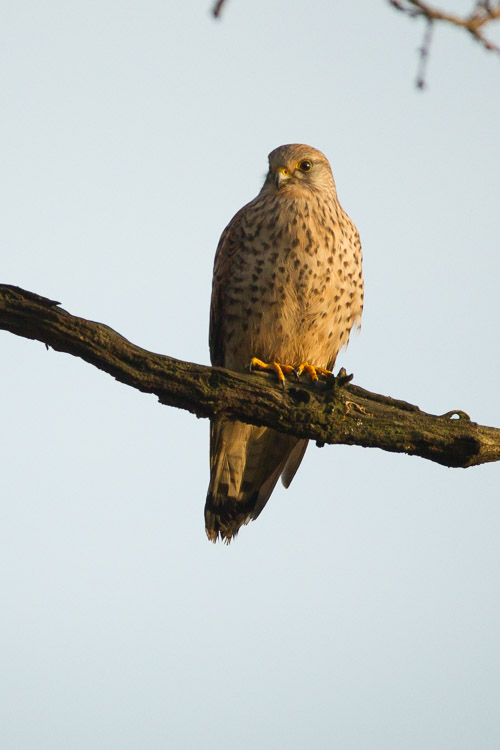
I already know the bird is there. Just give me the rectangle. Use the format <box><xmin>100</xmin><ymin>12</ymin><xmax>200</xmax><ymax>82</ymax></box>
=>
<box><xmin>205</xmin><ymin>144</ymin><xmax>363</xmax><ymax>543</ymax></box>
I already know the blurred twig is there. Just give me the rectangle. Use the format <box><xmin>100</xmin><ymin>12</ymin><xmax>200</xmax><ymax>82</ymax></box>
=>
<box><xmin>389</xmin><ymin>1</ymin><xmax>500</xmax><ymax>87</ymax></box>
<box><xmin>212</xmin><ymin>0</ymin><xmax>228</xmax><ymax>18</ymax></box>
<box><xmin>416</xmin><ymin>17</ymin><xmax>434</xmax><ymax>88</ymax></box>
<box><xmin>388</xmin><ymin>1</ymin><xmax>500</xmax><ymax>53</ymax></box>
<box><xmin>211</xmin><ymin>2</ymin><xmax>499</xmax><ymax>86</ymax></box>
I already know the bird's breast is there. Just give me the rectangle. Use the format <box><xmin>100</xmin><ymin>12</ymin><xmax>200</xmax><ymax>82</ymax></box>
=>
<box><xmin>222</xmin><ymin>195</ymin><xmax>362</xmax><ymax>371</ymax></box>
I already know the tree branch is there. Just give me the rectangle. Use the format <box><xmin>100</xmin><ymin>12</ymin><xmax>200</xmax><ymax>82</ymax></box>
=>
<box><xmin>388</xmin><ymin>0</ymin><xmax>500</xmax><ymax>54</ymax></box>
<box><xmin>1</xmin><ymin>284</ymin><xmax>499</xmax><ymax>469</ymax></box>
<box><xmin>388</xmin><ymin>1</ymin><xmax>500</xmax><ymax>86</ymax></box>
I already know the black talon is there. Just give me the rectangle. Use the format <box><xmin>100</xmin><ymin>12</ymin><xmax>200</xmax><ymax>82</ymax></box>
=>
<box><xmin>335</xmin><ymin>367</ymin><xmax>354</xmax><ymax>387</ymax></box>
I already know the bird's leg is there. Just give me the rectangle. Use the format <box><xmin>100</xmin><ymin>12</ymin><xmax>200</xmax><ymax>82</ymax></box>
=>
<box><xmin>249</xmin><ymin>357</ymin><xmax>295</xmax><ymax>388</ymax></box>
<box><xmin>294</xmin><ymin>362</ymin><xmax>333</xmax><ymax>383</ymax></box>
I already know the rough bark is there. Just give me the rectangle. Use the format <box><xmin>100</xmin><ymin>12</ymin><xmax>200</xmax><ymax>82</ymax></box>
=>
<box><xmin>1</xmin><ymin>284</ymin><xmax>499</xmax><ymax>469</ymax></box>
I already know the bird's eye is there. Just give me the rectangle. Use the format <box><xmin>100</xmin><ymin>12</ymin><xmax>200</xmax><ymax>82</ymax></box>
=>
<box><xmin>298</xmin><ymin>160</ymin><xmax>312</xmax><ymax>172</ymax></box>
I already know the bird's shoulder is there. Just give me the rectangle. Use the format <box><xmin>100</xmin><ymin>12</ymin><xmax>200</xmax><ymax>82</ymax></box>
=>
<box><xmin>212</xmin><ymin>196</ymin><xmax>265</xmax><ymax>266</ymax></box>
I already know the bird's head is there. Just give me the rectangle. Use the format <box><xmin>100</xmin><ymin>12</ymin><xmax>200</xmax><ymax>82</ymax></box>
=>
<box><xmin>261</xmin><ymin>144</ymin><xmax>336</xmax><ymax>196</ymax></box>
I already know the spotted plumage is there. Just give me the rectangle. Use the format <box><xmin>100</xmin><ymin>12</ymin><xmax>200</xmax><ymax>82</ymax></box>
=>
<box><xmin>205</xmin><ymin>144</ymin><xmax>363</xmax><ymax>542</ymax></box>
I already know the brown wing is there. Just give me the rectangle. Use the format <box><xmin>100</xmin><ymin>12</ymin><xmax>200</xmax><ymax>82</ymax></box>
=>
<box><xmin>326</xmin><ymin>217</ymin><xmax>364</xmax><ymax>372</ymax></box>
<box><xmin>209</xmin><ymin>206</ymin><xmax>248</xmax><ymax>367</ymax></box>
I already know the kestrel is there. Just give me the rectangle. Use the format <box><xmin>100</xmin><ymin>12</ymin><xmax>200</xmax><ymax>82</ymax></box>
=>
<box><xmin>205</xmin><ymin>144</ymin><xmax>363</xmax><ymax>542</ymax></box>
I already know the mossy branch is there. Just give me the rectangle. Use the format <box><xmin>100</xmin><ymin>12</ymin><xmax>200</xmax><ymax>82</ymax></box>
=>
<box><xmin>1</xmin><ymin>284</ymin><xmax>499</xmax><ymax>468</ymax></box>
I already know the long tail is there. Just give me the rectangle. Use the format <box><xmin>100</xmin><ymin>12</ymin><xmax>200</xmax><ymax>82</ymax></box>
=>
<box><xmin>205</xmin><ymin>419</ymin><xmax>307</xmax><ymax>543</ymax></box>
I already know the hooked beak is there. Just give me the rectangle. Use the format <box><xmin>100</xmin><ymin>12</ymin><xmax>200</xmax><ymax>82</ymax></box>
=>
<box><xmin>275</xmin><ymin>166</ymin><xmax>291</xmax><ymax>188</ymax></box>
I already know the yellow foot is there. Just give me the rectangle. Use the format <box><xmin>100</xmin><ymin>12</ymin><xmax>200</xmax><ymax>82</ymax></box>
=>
<box><xmin>250</xmin><ymin>358</ymin><xmax>332</xmax><ymax>387</ymax></box>
<box><xmin>250</xmin><ymin>357</ymin><xmax>295</xmax><ymax>388</ymax></box>
<box><xmin>294</xmin><ymin>362</ymin><xmax>332</xmax><ymax>383</ymax></box>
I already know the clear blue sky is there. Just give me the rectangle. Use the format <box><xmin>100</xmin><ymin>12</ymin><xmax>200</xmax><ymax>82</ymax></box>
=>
<box><xmin>1</xmin><ymin>2</ymin><xmax>499</xmax><ymax>748</ymax></box>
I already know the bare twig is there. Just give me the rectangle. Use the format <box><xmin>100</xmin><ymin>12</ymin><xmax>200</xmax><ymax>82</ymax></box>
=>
<box><xmin>388</xmin><ymin>0</ymin><xmax>500</xmax><ymax>54</ymax></box>
<box><xmin>1</xmin><ymin>284</ymin><xmax>500</xmax><ymax>469</ymax></box>
<box><xmin>212</xmin><ymin>0</ymin><xmax>228</xmax><ymax>19</ymax></box>
<box><xmin>416</xmin><ymin>18</ymin><xmax>434</xmax><ymax>88</ymax></box>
